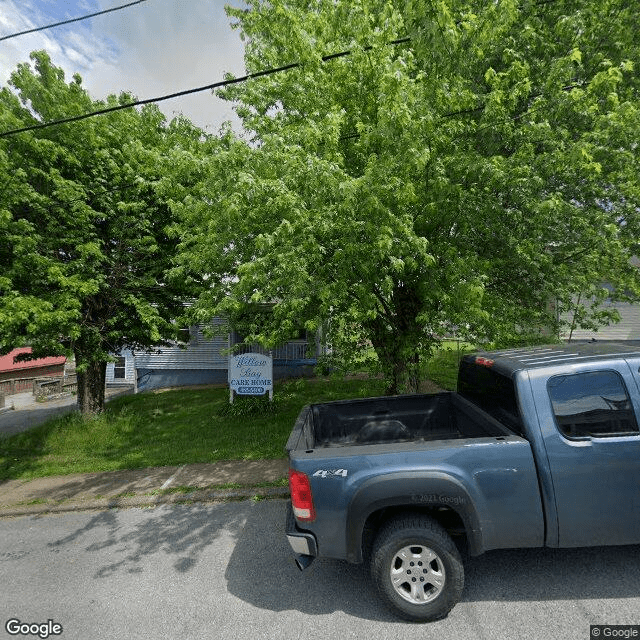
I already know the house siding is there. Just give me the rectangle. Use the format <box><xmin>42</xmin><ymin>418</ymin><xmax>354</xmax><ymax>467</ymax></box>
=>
<box><xmin>134</xmin><ymin>321</ymin><xmax>229</xmax><ymax>371</ymax></box>
<box><xmin>136</xmin><ymin>368</ymin><xmax>228</xmax><ymax>391</ymax></box>
<box><xmin>105</xmin><ymin>349</ymin><xmax>136</xmax><ymax>384</ymax></box>
<box><xmin>561</xmin><ymin>302</ymin><xmax>640</xmax><ymax>341</ymax></box>
<box><xmin>559</xmin><ymin>260</ymin><xmax>640</xmax><ymax>342</ymax></box>
<box><xmin>106</xmin><ymin>317</ymin><xmax>325</xmax><ymax>392</ymax></box>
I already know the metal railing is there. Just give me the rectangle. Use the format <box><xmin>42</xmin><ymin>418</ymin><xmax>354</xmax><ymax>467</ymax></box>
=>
<box><xmin>233</xmin><ymin>341</ymin><xmax>313</xmax><ymax>362</ymax></box>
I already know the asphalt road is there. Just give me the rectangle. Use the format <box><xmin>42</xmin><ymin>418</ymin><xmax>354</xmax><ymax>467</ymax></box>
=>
<box><xmin>0</xmin><ymin>500</ymin><xmax>638</xmax><ymax>640</ymax></box>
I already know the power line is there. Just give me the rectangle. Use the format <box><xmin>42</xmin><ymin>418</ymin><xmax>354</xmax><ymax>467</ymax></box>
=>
<box><xmin>0</xmin><ymin>62</ymin><xmax>298</xmax><ymax>138</ymax></box>
<box><xmin>0</xmin><ymin>37</ymin><xmax>411</xmax><ymax>139</ymax></box>
<box><xmin>0</xmin><ymin>0</ymin><xmax>149</xmax><ymax>42</ymax></box>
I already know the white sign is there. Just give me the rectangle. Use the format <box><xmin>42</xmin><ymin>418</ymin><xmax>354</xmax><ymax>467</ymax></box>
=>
<box><xmin>229</xmin><ymin>352</ymin><xmax>273</xmax><ymax>397</ymax></box>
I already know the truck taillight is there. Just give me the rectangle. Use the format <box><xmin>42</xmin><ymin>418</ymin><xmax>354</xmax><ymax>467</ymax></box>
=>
<box><xmin>289</xmin><ymin>469</ymin><xmax>316</xmax><ymax>522</ymax></box>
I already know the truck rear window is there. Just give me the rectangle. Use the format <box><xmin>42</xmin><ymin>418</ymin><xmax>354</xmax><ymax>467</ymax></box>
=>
<box><xmin>457</xmin><ymin>361</ymin><xmax>524</xmax><ymax>436</ymax></box>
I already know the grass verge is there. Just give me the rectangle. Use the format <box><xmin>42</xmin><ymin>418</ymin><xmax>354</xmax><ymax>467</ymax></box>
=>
<box><xmin>428</xmin><ymin>341</ymin><xmax>475</xmax><ymax>390</ymax></box>
<box><xmin>0</xmin><ymin>377</ymin><xmax>386</xmax><ymax>481</ymax></box>
<box><xmin>0</xmin><ymin>348</ymin><xmax>466</xmax><ymax>482</ymax></box>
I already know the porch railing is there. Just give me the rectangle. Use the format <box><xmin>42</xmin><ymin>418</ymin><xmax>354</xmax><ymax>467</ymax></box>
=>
<box><xmin>232</xmin><ymin>341</ymin><xmax>313</xmax><ymax>361</ymax></box>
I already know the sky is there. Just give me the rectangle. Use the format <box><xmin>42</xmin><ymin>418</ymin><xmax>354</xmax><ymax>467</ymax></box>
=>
<box><xmin>0</xmin><ymin>0</ymin><xmax>247</xmax><ymax>133</ymax></box>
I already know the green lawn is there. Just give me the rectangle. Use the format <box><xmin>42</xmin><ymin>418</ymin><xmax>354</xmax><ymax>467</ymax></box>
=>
<box><xmin>0</xmin><ymin>377</ymin><xmax>387</xmax><ymax>481</ymax></box>
<box><xmin>428</xmin><ymin>341</ymin><xmax>474</xmax><ymax>390</ymax></box>
<box><xmin>0</xmin><ymin>349</ymin><xmax>467</xmax><ymax>481</ymax></box>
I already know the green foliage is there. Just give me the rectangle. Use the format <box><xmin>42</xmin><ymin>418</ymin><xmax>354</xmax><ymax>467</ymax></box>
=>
<box><xmin>427</xmin><ymin>342</ymin><xmax>474</xmax><ymax>391</ymax></box>
<box><xmin>0</xmin><ymin>52</ymin><xmax>204</xmax><ymax>413</ymax></box>
<box><xmin>173</xmin><ymin>0</ymin><xmax>640</xmax><ymax>395</ymax></box>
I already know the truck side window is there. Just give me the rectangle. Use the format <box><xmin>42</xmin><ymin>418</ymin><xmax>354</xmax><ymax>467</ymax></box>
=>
<box><xmin>548</xmin><ymin>371</ymin><xmax>639</xmax><ymax>438</ymax></box>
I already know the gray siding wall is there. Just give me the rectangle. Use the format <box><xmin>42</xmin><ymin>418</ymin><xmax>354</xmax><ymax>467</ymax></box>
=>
<box><xmin>559</xmin><ymin>264</ymin><xmax>640</xmax><ymax>341</ymax></box>
<box><xmin>106</xmin><ymin>317</ymin><xmax>324</xmax><ymax>391</ymax></box>
<box><xmin>136</xmin><ymin>368</ymin><xmax>228</xmax><ymax>391</ymax></box>
<box><xmin>561</xmin><ymin>302</ymin><xmax>640</xmax><ymax>341</ymax></box>
<box><xmin>134</xmin><ymin>319</ymin><xmax>229</xmax><ymax>370</ymax></box>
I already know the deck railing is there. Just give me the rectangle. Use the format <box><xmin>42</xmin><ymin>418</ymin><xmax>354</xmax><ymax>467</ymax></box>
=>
<box><xmin>0</xmin><ymin>376</ymin><xmax>77</xmax><ymax>400</ymax></box>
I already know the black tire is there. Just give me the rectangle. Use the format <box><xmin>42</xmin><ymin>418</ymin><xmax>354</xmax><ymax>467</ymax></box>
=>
<box><xmin>370</xmin><ymin>514</ymin><xmax>464</xmax><ymax>622</ymax></box>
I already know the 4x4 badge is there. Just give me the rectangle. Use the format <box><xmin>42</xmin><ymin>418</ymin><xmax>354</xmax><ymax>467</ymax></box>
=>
<box><xmin>313</xmin><ymin>469</ymin><xmax>348</xmax><ymax>478</ymax></box>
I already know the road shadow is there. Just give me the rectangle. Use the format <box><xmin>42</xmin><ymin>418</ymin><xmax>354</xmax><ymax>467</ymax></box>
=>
<box><xmin>46</xmin><ymin>501</ymin><xmax>254</xmax><ymax>578</ymax></box>
<box><xmin>462</xmin><ymin>544</ymin><xmax>640</xmax><ymax>603</ymax></box>
<box><xmin>39</xmin><ymin>499</ymin><xmax>640</xmax><ymax>621</ymax></box>
<box><xmin>225</xmin><ymin>501</ymin><xmax>640</xmax><ymax>621</ymax></box>
<box><xmin>225</xmin><ymin>500</ymin><xmax>398</xmax><ymax>621</ymax></box>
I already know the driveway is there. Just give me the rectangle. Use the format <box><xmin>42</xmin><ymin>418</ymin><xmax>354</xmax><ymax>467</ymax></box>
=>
<box><xmin>0</xmin><ymin>387</ymin><xmax>133</xmax><ymax>437</ymax></box>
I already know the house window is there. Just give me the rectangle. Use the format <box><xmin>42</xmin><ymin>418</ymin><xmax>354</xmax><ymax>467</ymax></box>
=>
<box><xmin>548</xmin><ymin>370</ymin><xmax>639</xmax><ymax>438</ymax></box>
<box><xmin>177</xmin><ymin>325</ymin><xmax>198</xmax><ymax>344</ymax></box>
<box><xmin>114</xmin><ymin>357</ymin><xmax>126</xmax><ymax>379</ymax></box>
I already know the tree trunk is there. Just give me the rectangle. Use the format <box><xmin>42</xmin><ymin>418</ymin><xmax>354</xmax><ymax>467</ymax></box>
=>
<box><xmin>367</xmin><ymin>282</ymin><xmax>425</xmax><ymax>396</ymax></box>
<box><xmin>384</xmin><ymin>352</ymin><xmax>422</xmax><ymax>395</ymax></box>
<box><xmin>368</xmin><ymin>322</ymin><xmax>423</xmax><ymax>396</ymax></box>
<box><xmin>75</xmin><ymin>354</ymin><xmax>107</xmax><ymax>415</ymax></box>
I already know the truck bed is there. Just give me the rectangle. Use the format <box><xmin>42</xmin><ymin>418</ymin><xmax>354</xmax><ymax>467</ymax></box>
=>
<box><xmin>287</xmin><ymin>392</ymin><xmax>513</xmax><ymax>451</ymax></box>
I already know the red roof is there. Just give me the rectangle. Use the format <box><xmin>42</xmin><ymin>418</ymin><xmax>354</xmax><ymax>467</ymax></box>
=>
<box><xmin>0</xmin><ymin>348</ymin><xmax>66</xmax><ymax>373</ymax></box>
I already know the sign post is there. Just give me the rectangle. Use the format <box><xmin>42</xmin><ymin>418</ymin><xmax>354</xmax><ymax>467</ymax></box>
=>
<box><xmin>228</xmin><ymin>352</ymin><xmax>273</xmax><ymax>403</ymax></box>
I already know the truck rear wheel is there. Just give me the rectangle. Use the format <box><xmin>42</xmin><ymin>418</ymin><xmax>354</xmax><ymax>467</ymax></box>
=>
<box><xmin>370</xmin><ymin>515</ymin><xmax>464</xmax><ymax>622</ymax></box>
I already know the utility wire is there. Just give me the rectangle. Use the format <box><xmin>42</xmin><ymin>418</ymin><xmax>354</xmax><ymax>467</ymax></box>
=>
<box><xmin>0</xmin><ymin>0</ymin><xmax>149</xmax><ymax>42</ymax></box>
<box><xmin>0</xmin><ymin>37</ymin><xmax>411</xmax><ymax>138</ymax></box>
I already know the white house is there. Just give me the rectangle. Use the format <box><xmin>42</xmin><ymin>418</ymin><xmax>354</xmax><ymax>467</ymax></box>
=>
<box><xmin>560</xmin><ymin>300</ymin><xmax>640</xmax><ymax>342</ymax></box>
<box><xmin>106</xmin><ymin>317</ymin><xmax>321</xmax><ymax>391</ymax></box>
<box><xmin>559</xmin><ymin>258</ymin><xmax>640</xmax><ymax>342</ymax></box>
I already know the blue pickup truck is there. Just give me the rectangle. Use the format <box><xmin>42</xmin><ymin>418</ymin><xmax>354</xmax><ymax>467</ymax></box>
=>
<box><xmin>285</xmin><ymin>343</ymin><xmax>640</xmax><ymax>621</ymax></box>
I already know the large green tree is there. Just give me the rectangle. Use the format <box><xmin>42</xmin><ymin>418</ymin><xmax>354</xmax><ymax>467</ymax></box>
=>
<box><xmin>0</xmin><ymin>52</ymin><xmax>203</xmax><ymax>413</ymax></box>
<box><xmin>174</xmin><ymin>0</ymin><xmax>639</xmax><ymax>393</ymax></box>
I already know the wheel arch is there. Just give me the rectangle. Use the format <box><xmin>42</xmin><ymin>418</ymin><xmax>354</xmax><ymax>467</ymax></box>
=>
<box><xmin>345</xmin><ymin>471</ymin><xmax>484</xmax><ymax>563</ymax></box>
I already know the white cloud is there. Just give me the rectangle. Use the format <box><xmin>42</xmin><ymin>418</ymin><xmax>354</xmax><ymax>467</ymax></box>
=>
<box><xmin>0</xmin><ymin>0</ymin><xmax>246</xmax><ymax>132</ymax></box>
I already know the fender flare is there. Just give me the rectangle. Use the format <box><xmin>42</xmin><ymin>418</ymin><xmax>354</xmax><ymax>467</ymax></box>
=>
<box><xmin>345</xmin><ymin>471</ymin><xmax>484</xmax><ymax>562</ymax></box>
